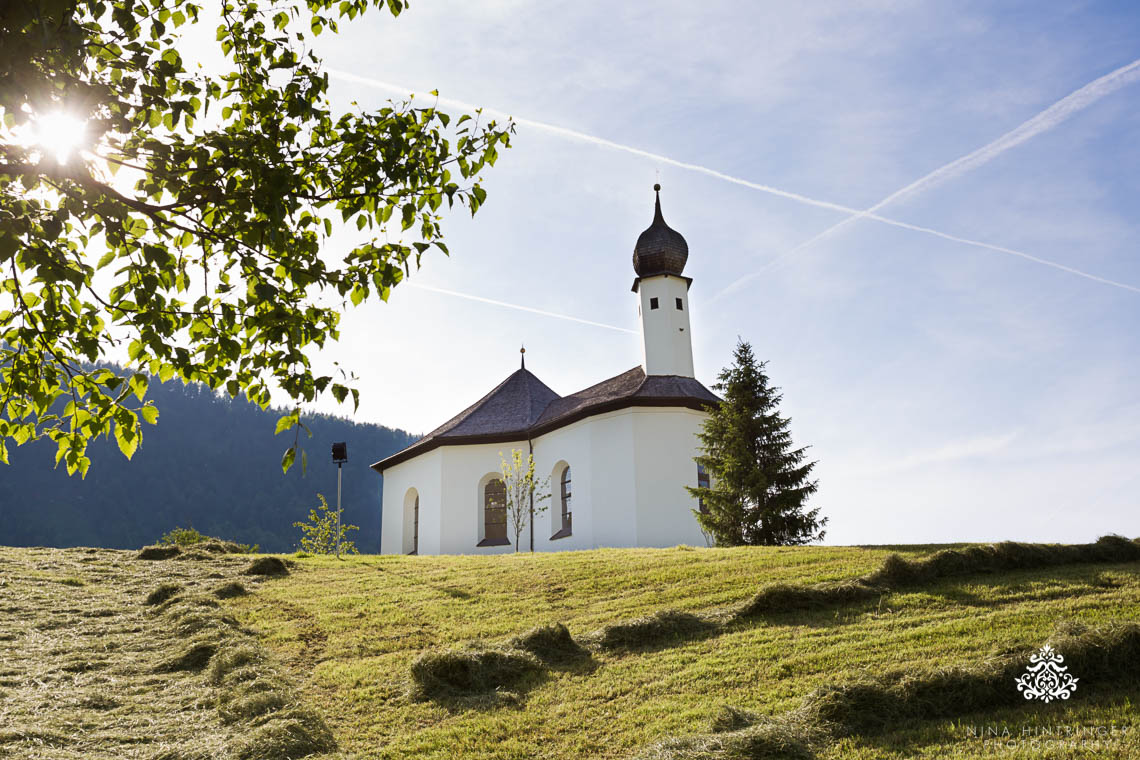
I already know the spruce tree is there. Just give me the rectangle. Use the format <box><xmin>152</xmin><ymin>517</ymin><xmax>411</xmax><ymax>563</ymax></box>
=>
<box><xmin>688</xmin><ymin>340</ymin><xmax>826</xmax><ymax>546</ymax></box>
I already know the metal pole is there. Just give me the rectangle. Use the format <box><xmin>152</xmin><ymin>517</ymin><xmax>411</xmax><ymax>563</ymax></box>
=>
<box><xmin>336</xmin><ymin>462</ymin><xmax>342</xmax><ymax>558</ymax></box>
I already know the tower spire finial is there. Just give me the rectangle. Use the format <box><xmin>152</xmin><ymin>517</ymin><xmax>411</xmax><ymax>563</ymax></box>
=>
<box><xmin>520</xmin><ymin>344</ymin><xmax>526</xmax><ymax>370</ymax></box>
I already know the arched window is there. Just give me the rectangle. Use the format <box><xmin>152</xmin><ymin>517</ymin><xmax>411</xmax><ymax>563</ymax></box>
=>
<box><xmin>480</xmin><ymin>478</ymin><xmax>508</xmax><ymax>546</ymax></box>
<box><xmin>550</xmin><ymin>463</ymin><xmax>572</xmax><ymax>540</ymax></box>
<box><xmin>560</xmin><ymin>466</ymin><xmax>572</xmax><ymax>530</ymax></box>
<box><xmin>411</xmin><ymin>495</ymin><xmax>419</xmax><ymax>555</ymax></box>
<box><xmin>696</xmin><ymin>464</ymin><xmax>710</xmax><ymax>514</ymax></box>
<box><xmin>402</xmin><ymin>488</ymin><xmax>420</xmax><ymax>555</ymax></box>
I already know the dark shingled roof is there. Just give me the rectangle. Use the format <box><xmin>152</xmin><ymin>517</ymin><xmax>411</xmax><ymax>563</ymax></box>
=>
<box><xmin>372</xmin><ymin>366</ymin><xmax>718</xmax><ymax>472</ymax></box>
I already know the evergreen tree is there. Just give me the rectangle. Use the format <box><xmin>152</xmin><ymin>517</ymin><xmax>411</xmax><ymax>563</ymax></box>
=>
<box><xmin>688</xmin><ymin>340</ymin><xmax>826</xmax><ymax>546</ymax></box>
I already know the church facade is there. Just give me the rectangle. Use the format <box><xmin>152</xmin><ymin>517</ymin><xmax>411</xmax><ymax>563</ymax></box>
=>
<box><xmin>371</xmin><ymin>186</ymin><xmax>718</xmax><ymax>554</ymax></box>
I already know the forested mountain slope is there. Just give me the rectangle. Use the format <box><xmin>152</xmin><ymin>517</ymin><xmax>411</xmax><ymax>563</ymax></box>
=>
<box><xmin>0</xmin><ymin>378</ymin><xmax>415</xmax><ymax>552</ymax></box>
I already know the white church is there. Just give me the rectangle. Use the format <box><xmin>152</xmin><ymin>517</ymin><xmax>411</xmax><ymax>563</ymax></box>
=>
<box><xmin>371</xmin><ymin>186</ymin><xmax>718</xmax><ymax>554</ymax></box>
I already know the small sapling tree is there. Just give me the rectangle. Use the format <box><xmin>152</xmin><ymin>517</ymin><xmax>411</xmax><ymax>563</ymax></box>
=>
<box><xmin>294</xmin><ymin>493</ymin><xmax>359</xmax><ymax>555</ymax></box>
<box><xmin>499</xmin><ymin>449</ymin><xmax>550</xmax><ymax>552</ymax></box>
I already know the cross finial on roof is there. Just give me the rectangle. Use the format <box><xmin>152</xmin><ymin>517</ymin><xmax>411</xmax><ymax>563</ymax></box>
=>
<box><xmin>520</xmin><ymin>344</ymin><xmax>526</xmax><ymax>369</ymax></box>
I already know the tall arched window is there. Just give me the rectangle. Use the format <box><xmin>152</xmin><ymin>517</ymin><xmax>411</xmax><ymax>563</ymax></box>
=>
<box><xmin>696</xmin><ymin>464</ymin><xmax>710</xmax><ymax>514</ymax></box>
<box><xmin>411</xmin><ymin>495</ymin><xmax>419</xmax><ymax>555</ymax></box>
<box><xmin>402</xmin><ymin>488</ymin><xmax>420</xmax><ymax>555</ymax></box>
<box><xmin>482</xmin><ymin>478</ymin><xmax>508</xmax><ymax>545</ymax></box>
<box><xmin>560</xmin><ymin>466</ymin><xmax>572</xmax><ymax>532</ymax></box>
<box><xmin>550</xmin><ymin>463</ymin><xmax>572</xmax><ymax>540</ymax></box>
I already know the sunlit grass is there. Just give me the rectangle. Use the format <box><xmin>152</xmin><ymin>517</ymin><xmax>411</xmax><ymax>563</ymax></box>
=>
<box><xmin>228</xmin><ymin>545</ymin><xmax>1140</xmax><ymax>759</ymax></box>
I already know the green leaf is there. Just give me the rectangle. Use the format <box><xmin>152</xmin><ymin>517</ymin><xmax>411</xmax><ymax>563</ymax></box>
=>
<box><xmin>140</xmin><ymin>405</ymin><xmax>159</xmax><ymax>424</ymax></box>
<box><xmin>275</xmin><ymin>413</ymin><xmax>297</xmax><ymax>435</ymax></box>
<box><xmin>129</xmin><ymin>374</ymin><xmax>149</xmax><ymax>402</ymax></box>
<box><xmin>281</xmin><ymin>446</ymin><xmax>296</xmax><ymax>474</ymax></box>
<box><xmin>114</xmin><ymin>421</ymin><xmax>140</xmax><ymax>460</ymax></box>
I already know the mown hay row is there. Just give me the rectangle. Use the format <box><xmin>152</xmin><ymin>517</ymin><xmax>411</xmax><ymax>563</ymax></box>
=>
<box><xmin>863</xmin><ymin>534</ymin><xmax>1140</xmax><ymax>588</ymax></box>
<box><xmin>409</xmin><ymin>645</ymin><xmax>545</xmax><ymax>700</ymax></box>
<box><xmin>635</xmin><ymin>621</ymin><xmax>1140</xmax><ymax>759</ymax></box>
<box><xmin>592</xmin><ymin>610</ymin><xmax>720</xmax><ymax>652</ymax></box>
<box><xmin>409</xmin><ymin>536</ymin><xmax>1140</xmax><ymax>706</ymax></box>
<box><xmin>141</xmin><ymin>559</ymin><xmax>332</xmax><ymax>760</ymax></box>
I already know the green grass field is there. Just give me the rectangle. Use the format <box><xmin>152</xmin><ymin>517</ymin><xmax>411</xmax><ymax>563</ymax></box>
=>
<box><xmin>228</xmin><ymin>543</ymin><xmax>1140</xmax><ymax>759</ymax></box>
<box><xmin>1</xmin><ymin>542</ymin><xmax>1135</xmax><ymax>759</ymax></box>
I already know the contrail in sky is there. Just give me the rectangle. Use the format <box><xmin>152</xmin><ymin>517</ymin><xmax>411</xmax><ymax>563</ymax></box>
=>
<box><xmin>328</xmin><ymin>66</ymin><xmax>1140</xmax><ymax>305</ymax></box>
<box><xmin>406</xmin><ymin>283</ymin><xmax>637</xmax><ymax>334</ymax></box>
<box><xmin>326</xmin><ymin>68</ymin><xmax>864</xmax><ymax>216</ymax></box>
<box><xmin>718</xmin><ymin>57</ymin><xmax>1140</xmax><ymax>297</ymax></box>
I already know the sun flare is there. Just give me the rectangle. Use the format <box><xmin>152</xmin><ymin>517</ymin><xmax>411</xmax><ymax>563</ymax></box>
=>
<box><xmin>28</xmin><ymin>111</ymin><xmax>88</xmax><ymax>164</ymax></box>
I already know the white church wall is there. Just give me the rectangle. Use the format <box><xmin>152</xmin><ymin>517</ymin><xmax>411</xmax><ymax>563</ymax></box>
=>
<box><xmin>530</xmin><ymin>425</ymin><xmax>591</xmax><ymax>551</ymax></box>
<box><xmin>438</xmin><ymin>441</ymin><xmax>527</xmax><ymax>555</ymax></box>
<box><xmin>380</xmin><ymin>448</ymin><xmax>443</xmax><ymax>555</ymax></box>
<box><xmin>379</xmin><ymin>407</ymin><xmax>709</xmax><ymax>555</ymax></box>
<box><xmin>631</xmin><ymin>407</ymin><xmax>709</xmax><ymax>547</ymax></box>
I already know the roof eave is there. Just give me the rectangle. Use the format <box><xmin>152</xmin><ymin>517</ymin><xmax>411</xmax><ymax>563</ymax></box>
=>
<box><xmin>372</xmin><ymin>395</ymin><xmax>716</xmax><ymax>473</ymax></box>
<box><xmin>631</xmin><ymin>273</ymin><xmax>693</xmax><ymax>293</ymax></box>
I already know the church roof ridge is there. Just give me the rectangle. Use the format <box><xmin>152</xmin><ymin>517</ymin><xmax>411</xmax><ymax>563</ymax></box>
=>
<box><xmin>372</xmin><ymin>365</ymin><xmax>718</xmax><ymax>473</ymax></box>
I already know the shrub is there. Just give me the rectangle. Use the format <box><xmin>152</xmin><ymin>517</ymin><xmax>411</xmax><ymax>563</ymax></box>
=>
<box><xmin>292</xmin><ymin>494</ymin><xmax>359</xmax><ymax>555</ymax></box>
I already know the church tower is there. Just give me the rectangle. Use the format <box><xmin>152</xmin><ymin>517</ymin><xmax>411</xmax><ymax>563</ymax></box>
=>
<box><xmin>632</xmin><ymin>185</ymin><xmax>694</xmax><ymax>377</ymax></box>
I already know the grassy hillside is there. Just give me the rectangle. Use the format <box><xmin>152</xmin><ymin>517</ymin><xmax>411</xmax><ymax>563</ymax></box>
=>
<box><xmin>229</xmin><ymin>542</ymin><xmax>1140</xmax><ymax>760</ymax></box>
<box><xmin>2</xmin><ymin>542</ymin><xmax>1135</xmax><ymax>759</ymax></box>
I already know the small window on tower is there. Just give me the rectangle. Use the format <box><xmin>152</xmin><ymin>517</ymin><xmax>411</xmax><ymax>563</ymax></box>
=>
<box><xmin>676</xmin><ymin>298</ymin><xmax>683</xmax><ymax>310</ymax></box>
<box><xmin>649</xmin><ymin>297</ymin><xmax>659</xmax><ymax>310</ymax></box>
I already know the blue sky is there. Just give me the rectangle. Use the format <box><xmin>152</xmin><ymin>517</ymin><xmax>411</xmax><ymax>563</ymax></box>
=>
<box><xmin>283</xmin><ymin>1</ymin><xmax>1140</xmax><ymax>545</ymax></box>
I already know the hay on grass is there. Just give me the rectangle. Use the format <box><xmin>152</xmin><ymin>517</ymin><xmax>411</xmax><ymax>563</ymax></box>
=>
<box><xmin>144</xmin><ymin>583</ymin><xmax>182</xmax><ymax>606</ymax></box>
<box><xmin>214</xmin><ymin>581</ymin><xmax>248</xmax><ymax>599</ymax></box>
<box><xmin>799</xmin><ymin>621</ymin><xmax>1140</xmax><ymax>737</ymax></box>
<box><xmin>509</xmin><ymin>623</ymin><xmax>588</xmax><ymax>664</ymax></box>
<box><xmin>637</xmin><ymin>716</ymin><xmax>818</xmax><ymax>760</ymax></box>
<box><xmin>242</xmin><ymin>557</ymin><xmax>288</xmax><ymax>577</ymax></box>
<box><xmin>137</xmin><ymin>545</ymin><xmax>181</xmax><ymax>560</ymax></box>
<box><xmin>594</xmin><ymin>610</ymin><xmax>718</xmax><ymax>652</ymax></box>
<box><xmin>409</xmin><ymin>646</ymin><xmax>543</xmax><ymax>700</ymax></box>
<box><xmin>220</xmin><ymin>689</ymin><xmax>288</xmax><ymax>723</ymax></box>
<box><xmin>231</xmin><ymin>707</ymin><xmax>336</xmax><ymax>760</ymax></box>
<box><xmin>198</xmin><ymin>540</ymin><xmax>248</xmax><ymax>554</ymax></box>
<box><xmin>735</xmin><ymin>581</ymin><xmax>879</xmax><ymax>619</ymax></box>
<box><xmin>1046</xmin><ymin>621</ymin><xmax>1140</xmax><ymax>684</ymax></box>
<box><xmin>864</xmin><ymin>535</ymin><xmax>1140</xmax><ymax>588</ymax></box>
<box><xmin>208</xmin><ymin>644</ymin><xmax>264</xmax><ymax>685</ymax></box>
<box><xmin>155</xmin><ymin>641</ymin><xmax>218</xmax><ymax>673</ymax></box>
<box><xmin>709</xmin><ymin>706</ymin><xmax>762</xmax><ymax>733</ymax></box>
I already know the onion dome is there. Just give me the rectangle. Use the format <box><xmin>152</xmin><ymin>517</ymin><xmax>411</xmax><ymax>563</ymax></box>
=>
<box><xmin>633</xmin><ymin>184</ymin><xmax>688</xmax><ymax>277</ymax></box>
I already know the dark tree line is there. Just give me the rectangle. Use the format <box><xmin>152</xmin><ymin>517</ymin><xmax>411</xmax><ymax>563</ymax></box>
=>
<box><xmin>0</xmin><ymin>375</ymin><xmax>415</xmax><ymax>552</ymax></box>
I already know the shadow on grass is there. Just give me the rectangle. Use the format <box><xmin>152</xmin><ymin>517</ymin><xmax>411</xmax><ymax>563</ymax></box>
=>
<box><xmin>839</xmin><ymin>680</ymin><xmax>1140</xmax><ymax>758</ymax></box>
<box><xmin>636</xmin><ymin>622</ymin><xmax>1140</xmax><ymax>760</ymax></box>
